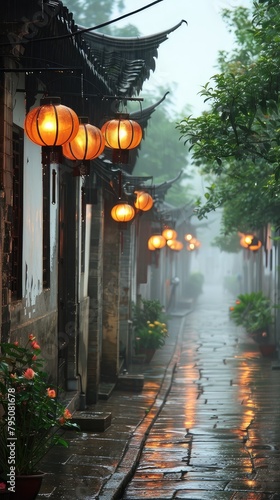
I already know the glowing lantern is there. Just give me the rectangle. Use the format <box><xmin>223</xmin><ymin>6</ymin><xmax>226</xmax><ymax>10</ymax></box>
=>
<box><xmin>134</xmin><ymin>191</ymin><xmax>153</xmax><ymax>211</ymax></box>
<box><xmin>101</xmin><ymin>113</ymin><xmax>142</xmax><ymax>163</ymax></box>
<box><xmin>184</xmin><ymin>233</ymin><xmax>193</xmax><ymax>241</ymax></box>
<box><xmin>187</xmin><ymin>243</ymin><xmax>196</xmax><ymax>251</ymax></box>
<box><xmin>162</xmin><ymin>228</ymin><xmax>177</xmax><ymax>241</ymax></box>
<box><xmin>111</xmin><ymin>202</ymin><xmax>135</xmax><ymax>222</ymax></box>
<box><xmin>24</xmin><ymin>97</ymin><xmax>79</xmax><ymax>146</ymax></box>
<box><xmin>148</xmin><ymin>239</ymin><xmax>156</xmax><ymax>251</ymax></box>
<box><xmin>240</xmin><ymin>234</ymin><xmax>262</xmax><ymax>251</ymax></box>
<box><xmin>148</xmin><ymin>235</ymin><xmax>166</xmax><ymax>249</ymax></box>
<box><xmin>101</xmin><ymin>113</ymin><xmax>142</xmax><ymax>150</ymax></box>
<box><xmin>63</xmin><ymin>118</ymin><xmax>105</xmax><ymax>161</ymax></box>
<box><xmin>167</xmin><ymin>240</ymin><xmax>183</xmax><ymax>251</ymax></box>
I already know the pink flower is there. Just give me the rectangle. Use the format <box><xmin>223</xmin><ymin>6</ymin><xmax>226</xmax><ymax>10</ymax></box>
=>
<box><xmin>32</xmin><ymin>355</ymin><xmax>37</xmax><ymax>361</ymax></box>
<box><xmin>47</xmin><ymin>388</ymin><xmax>56</xmax><ymax>398</ymax></box>
<box><xmin>13</xmin><ymin>341</ymin><xmax>19</xmax><ymax>346</ymax></box>
<box><xmin>29</xmin><ymin>334</ymin><xmax>36</xmax><ymax>341</ymax></box>
<box><xmin>10</xmin><ymin>373</ymin><xmax>17</xmax><ymax>379</ymax></box>
<box><xmin>31</xmin><ymin>341</ymin><xmax>40</xmax><ymax>350</ymax></box>
<box><xmin>23</xmin><ymin>368</ymin><xmax>35</xmax><ymax>380</ymax></box>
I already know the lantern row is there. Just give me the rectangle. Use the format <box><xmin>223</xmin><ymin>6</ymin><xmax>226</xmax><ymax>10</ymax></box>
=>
<box><xmin>24</xmin><ymin>97</ymin><xmax>156</xmax><ymax>222</ymax></box>
<box><xmin>148</xmin><ymin>229</ymin><xmax>201</xmax><ymax>252</ymax></box>
<box><xmin>24</xmin><ymin>97</ymin><xmax>142</xmax><ymax>161</ymax></box>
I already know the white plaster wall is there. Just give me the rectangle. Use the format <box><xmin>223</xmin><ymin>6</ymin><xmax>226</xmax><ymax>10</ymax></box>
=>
<box><xmin>22</xmin><ymin>139</ymin><xmax>43</xmax><ymax>307</ymax></box>
<box><xmin>13</xmin><ymin>86</ymin><xmax>59</xmax><ymax>308</ymax></box>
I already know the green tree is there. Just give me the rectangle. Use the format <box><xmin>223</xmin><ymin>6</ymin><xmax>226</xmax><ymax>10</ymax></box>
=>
<box><xmin>177</xmin><ymin>2</ymin><xmax>280</xmax><ymax>234</ymax></box>
<box><xmin>133</xmin><ymin>87</ymin><xmax>193</xmax><ymax>206</ymax></box>
<box><xmin>64</xmin><ymin>0</ymin><xmax>141</xmax><ymax>36</ymax></box>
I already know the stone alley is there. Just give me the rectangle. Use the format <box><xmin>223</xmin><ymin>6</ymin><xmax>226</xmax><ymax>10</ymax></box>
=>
<box><xmin>122</xmin><ymin>284</ymin><xmax>280</xmax><ymax>499</ymax></box>
<box><xmin>38</xmin><ymin>284</ymin><xmax>280</xmax><ymax>499</ymax></box>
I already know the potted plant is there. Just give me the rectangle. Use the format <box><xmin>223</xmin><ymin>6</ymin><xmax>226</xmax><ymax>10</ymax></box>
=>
<box><xmin>185</xmin><ymin>272</ymin><xmax>204</xmax><ymax>303</ymax></box>
<box><xmin>0</xmin><ymin>335</ymin><xmax>79</xmax><ymax>499</ymax></box>
<box><xmin>133</xmin><ymin>299</ymin><xmax>168</xmax><ymax>362</ymax></box>
<box><xmin>230</xmin><ymin>292</ymin><xmax>276</xmax><ymax>355</ymax></box>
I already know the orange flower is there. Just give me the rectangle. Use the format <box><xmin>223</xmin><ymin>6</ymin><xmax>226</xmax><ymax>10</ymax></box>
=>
<box><xmin>229</xmin><ymin>306</ymin><xmax>234</xmax><ymax>311</ymax></box>
<box><xmin>236</xmin><ymin>299</ymin><xmax>241</xmax><ymax>304</ymax></box>
<box><xmin>59</xmin><ymin>416</ymin><xmax>65</xmax><ymax>425</ymax></box>
<box><xmin>31</xmin><ymin>341</ymin><xmax>40</xmax><ymax>350</ymax></box>
<box><xmin>23</xmin><ymin>368</ymin><xmax>35</xmax><ymax>380</ymax></box>
<box><xmin>32</xmin><ymin>355</ymin><xmax>37</xmax><ymax>361</ymax></box>
<box><xmin>63</xmin><ymin>408</ymin><xmax>72</xmax><ymax>420</ymax></box>
<box><xmin>47</xmin><ymin>388</ymin><xmax>56</xmax><ymax>398</ymax></box>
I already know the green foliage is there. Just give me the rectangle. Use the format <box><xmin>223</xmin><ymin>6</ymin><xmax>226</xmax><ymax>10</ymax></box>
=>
<box><xmin>211</xmin><ymin>232</ymin><xmax>241</xmax><ymax>253</ymax></box>
<box><xmin>230</xmin><ymin>292</ymin><xmax>274</xmax><ymax>335</ymax></box>
<box><xmin>64</xmin><ymin>0</ymin><xmax>128</xmax><ymax>34</ymax></box>
<box><xmin>176</xmin><ymin>2</ymin><xmax>280</xmax><ymax>230</ymax></box>
<box><xmin>133</xmin><ymin>299</ymin><xmax>168</xmax><ymax>350</ymax></box>
<box><xmin>134</xmin><ymin>89</ymin><xmax>193</xmax><ymax>207</ymax></box>
<box><xmin>185</xmin><ymin>272</ymin><xmax>204</xmax><ymax>300</ymax></box>
<box><xmin>135</xmin><ymin>321</ymin><xmax>168</xmax><ymax>350</ymax></box>
<box><xmin>0</xmin><ymin>336</ymin><xmax>79</xmax><ymax>477</ymax></box>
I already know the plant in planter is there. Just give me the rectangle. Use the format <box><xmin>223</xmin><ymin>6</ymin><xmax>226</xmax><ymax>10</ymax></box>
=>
<box><xmin>133</xmin><ymin>299</ymin><xmax>168</xmax><ymax>362</ymax></box>
<box><xmin>185</xmin><ymin>272</ymin><xmax>204</xmax><ymax>302</ymax></box>
<box><xmin>0</xmin><ymin>335</ymin><xmax>79</xmax><ymax>499</ymax></box>
<box><xmin>230</xmin><ymin>291</ymin><xmax>274</xmax><ymax>343</ymax></box>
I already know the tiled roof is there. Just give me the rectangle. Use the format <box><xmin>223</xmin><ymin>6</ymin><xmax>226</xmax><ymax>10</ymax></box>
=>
<box><xmin>80</xmin><ymin>21</ymin><xmax>187</xmax><ymax>97</ymax></box>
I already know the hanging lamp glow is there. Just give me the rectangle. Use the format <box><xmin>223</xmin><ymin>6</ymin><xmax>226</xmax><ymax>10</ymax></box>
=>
<box><xmin>111</xmin><ymin>202</ymin><xmax>135</xmax><ymax>222</ymax></box>
<box><xmin>134</xmin><ymin>191</ymin><xmax>153</xmax><ymax>211</ymax></box>
<box><xmin>240</xmin><ymin>234</ymin><xmax>262</xmax><ymax>251</ymax></box>
<box><xmin>148</xmin><ymin>235</ymin><xmax>166</xmax><ymax>250</ymax></box>
<box><xmin>187</xmin><ymin>243</ymin><xmax>196</xmax><ymax>251</ymax></box>
<box><xmin>62</xmin><ymin>118</ymin><xmax>105</xmax><ymax>160</ymax></box>
<box><xmin>101</xmin><ymin>113</ymin><xmax>142</xmax><ymax>163</ymax></box>
<box><xmin>167</xmin><ymin>239</ymin><xmax>183</xmax><ymax>251</ymax></box>
<box><xmin>162</xmin><ymin>228</ymin><xmax>177</xmax><ymax>241</ymax></box>
<box><xmin>101</xmin><ymin>113</ymin><xmax>142</xmax><ymax>150</ymax></box>
<box><xmin>24</xmin><ymin>97</ymin><xmax>79</xmax><ymax>147</ymax></box>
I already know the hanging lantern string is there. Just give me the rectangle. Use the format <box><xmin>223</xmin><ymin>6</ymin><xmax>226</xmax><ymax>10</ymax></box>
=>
<box><xmin>118</xmin><ymin>170</ymin><xmax>122</xmax><ymax>200</ymax></box>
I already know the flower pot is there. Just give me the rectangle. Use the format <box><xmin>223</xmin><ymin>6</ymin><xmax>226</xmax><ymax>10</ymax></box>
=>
<box><xmin>259</xmin><ymin>344</ymin><xmax>277</xmax><ymax>357</ymax></box>
<box><xmin>9</xmin><ymin>472</ymin><xmax>45</xmax><ymax>500</ymax></box>
<box><xmin>137</xmin><ymin>348</ymin><xmax>156</xmax><ymax>363</ymax></box>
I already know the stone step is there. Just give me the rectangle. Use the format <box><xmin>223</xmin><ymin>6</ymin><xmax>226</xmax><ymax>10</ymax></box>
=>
<box><xmin>72</xmin><ymin>411</ymin><xmax>112</xmax><ymax>432</ymax></box>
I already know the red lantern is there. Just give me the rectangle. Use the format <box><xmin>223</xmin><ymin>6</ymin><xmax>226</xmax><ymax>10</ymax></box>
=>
<box><xmin>111</xmin><ymin>202</ymin><xmax>135</xmax><ymax>222</ymax></box>
<box><xmin>134</xmin><ymin>191</ymin><xmax>153</xmax><ymax>211</ymax></box>
<box><xmin>63</xmin><ymin>119</ymin><xmax>105</xmax><ymax>161</ymax></box>
<box><xmin>24</xmin><ymin>97</ymin><xmax>79</xmax><ymax>147</ymax></box>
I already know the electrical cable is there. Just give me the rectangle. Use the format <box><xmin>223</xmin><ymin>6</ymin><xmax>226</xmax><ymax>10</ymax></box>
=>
<box><xmin>0</xmin><ymin>0</ymin><xmax>164</xmax><ymax>47</ymax></box>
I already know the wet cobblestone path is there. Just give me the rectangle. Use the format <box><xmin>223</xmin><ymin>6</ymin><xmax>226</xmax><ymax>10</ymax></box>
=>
<box><xmin>122</xmin><ymin>285</ymin><xmax>280</xmax><ymax>500</ymax></box>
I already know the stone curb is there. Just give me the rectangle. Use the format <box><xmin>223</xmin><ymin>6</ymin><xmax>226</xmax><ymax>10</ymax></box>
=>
<box><xmin>97</xmin><ymin>310</ymin><xmax>189</xmax><ymax>500</ymax></box>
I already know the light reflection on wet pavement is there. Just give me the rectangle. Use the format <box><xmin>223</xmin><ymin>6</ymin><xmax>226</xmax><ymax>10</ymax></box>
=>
<box><xmin>122</xmin><ymin>284</ymin><xmax>280</xmax><ymax>500</ymax></box>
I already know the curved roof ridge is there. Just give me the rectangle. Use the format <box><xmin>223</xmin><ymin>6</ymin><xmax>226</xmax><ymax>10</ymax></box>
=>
<box><xmin>80</xmin><ymin>20</ymin><xmax>187</xmax><ymax>47</ymax></box>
